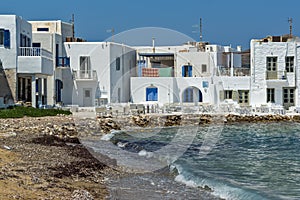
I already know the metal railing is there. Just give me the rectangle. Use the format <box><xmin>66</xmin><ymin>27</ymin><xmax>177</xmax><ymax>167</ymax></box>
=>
<box><xmin>73</xmin><ymin>70</ymin><xmax>97</xmax><ymax>80</ymax></box>
<box><xmin>218</xmin><ymin>66</ymin><xmax>250</xmax><ymax>76</ymax></box>
<box><xmin>266</xmin><ymin>70</ymin><xmax>287</xmax><ymax>80</ymax></box>
<box><xmin>19</xmin><ymin>47</ymin><xmax>53</xmax><ymax>60</ymax></box>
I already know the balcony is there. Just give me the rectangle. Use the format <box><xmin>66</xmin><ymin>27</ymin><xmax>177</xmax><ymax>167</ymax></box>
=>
<box><xmin>18</xmin><ymin>47</ymin><xmax>53</xmax><ymax>75</ymax></box>
<box><xmin>73</xmin><ymin>70</ymin><xmax>97</xmax><ymax>80</ymax></box>
<box><xmin>266</xmin><ymin>70</ymin><xmax>287</xmax><ymax>80</ymax></box>
<box><xmin>56</xmin><ymin>57</ymin><xmax>70</xmax><ymax>67</ymax></box>
<box><xmin>218</xmin><ymin>66</ymin><xmax>250</xmax><ymax>76</ymax></box>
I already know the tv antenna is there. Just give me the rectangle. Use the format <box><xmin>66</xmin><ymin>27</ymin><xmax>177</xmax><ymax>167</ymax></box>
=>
<box><xmin>106</xmin><ymin>28</ymin><xmax>115</xmax><ymax>42</ymax></box>
<box><xmin>192</xmin><ymin>18</ymin><xmax>203</xmax><ymax>42</ymax></box>
<box><xmin>71</xmin><ymin>14</ymin><xmax>75</xmax><ymax>39</ymax></box>
<box><xmin>200</xmin><ymin>18</ymin><xmax>203</xmax><ymax>42</ymax></box>
<box><xmin>288</xmin><ymin>17</ymin><xmax>293</xmax><ymax>37</ymax></box>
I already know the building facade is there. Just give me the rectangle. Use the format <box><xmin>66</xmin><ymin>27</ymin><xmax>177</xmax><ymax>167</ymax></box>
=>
<box><xmin>250</xmin><ymin>35</ymin><xmax>300</xmax><ymax>109</ymax></box>
<box><xmin>62</xmin><ymin>42</ymin><xmax>136</xmax><ymax>107</ymax></box>
<box><xmin>0</xmin><ymin>15</ymin><xmax>54</xmax><ymax>108</ymax></box>
<box><xmin>1</xmin><ymin>14</ymin><xmax>300</xmax><ymax>111</ymax></box>
<box><xmin>131</xmin><ymin>42</ymin><xmax>250</xmax><ymax>108</ymax></box>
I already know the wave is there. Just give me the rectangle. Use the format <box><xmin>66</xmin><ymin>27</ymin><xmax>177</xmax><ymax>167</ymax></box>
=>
<box><xmin>100</xmin><ymin>130</ymin><xmax>121</xmax><ymax>141</ymax></box>
<box><xmin>172</xmin><ymin>163</ymin><xmax>272</xmax><ymax>200</ymax></box>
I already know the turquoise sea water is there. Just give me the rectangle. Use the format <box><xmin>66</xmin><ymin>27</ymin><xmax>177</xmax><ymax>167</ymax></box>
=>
<box><xmin>105</xmin><ymin>122</ymin><xmax>300</xmax><ymax>200</ymax></box>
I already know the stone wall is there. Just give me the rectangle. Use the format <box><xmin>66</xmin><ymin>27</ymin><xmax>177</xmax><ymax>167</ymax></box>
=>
<box><xmin>0</xmin><ymin>68</ymin><xmax>16</xmax><ymax>104</ymax></box>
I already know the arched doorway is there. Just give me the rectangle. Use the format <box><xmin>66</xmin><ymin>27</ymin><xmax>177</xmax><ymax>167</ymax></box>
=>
<box><xmin>182</xmin><ymin>86</ymin><xmax>202</xmax><ymax>103</ymax></box>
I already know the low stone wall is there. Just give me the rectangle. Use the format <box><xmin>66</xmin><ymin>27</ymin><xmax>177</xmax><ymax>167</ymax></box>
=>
<box><xmin>96</xmin><ymin>113</ymin><xmax>300</xmax><ymax>134</ymax></box>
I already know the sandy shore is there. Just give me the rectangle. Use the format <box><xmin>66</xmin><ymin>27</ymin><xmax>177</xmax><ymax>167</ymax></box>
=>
<box><xmin>0</xmin><ymin>116</ymin><xmax>110</xmax><ymax>199</ymax></box>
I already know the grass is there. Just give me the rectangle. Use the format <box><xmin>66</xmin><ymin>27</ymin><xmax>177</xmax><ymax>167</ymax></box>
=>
<box><xmin>0</xmin><ymin>106</ymin><xmax>72</xmax><ymax>118</ymax></box>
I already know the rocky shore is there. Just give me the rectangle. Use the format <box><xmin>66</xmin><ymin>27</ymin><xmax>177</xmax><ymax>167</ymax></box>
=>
<box><xmin>1</xmin><ymin>112</ymin><xmax>300</xmax><ymax>199</ymax></box>
<box><xmin>0</xmin><ymin>116</ymin><xmax>110</xmax><ymax>200</ymax></box>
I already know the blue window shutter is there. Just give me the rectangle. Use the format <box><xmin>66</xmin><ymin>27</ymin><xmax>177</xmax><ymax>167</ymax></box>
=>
<box><xmin>182</xmin><ymin>66</ymin><xmax>185</xmax><ymax>77</ymax></box>
<box><xmin>154</xmin><ymin>88</ymin><xmax>158</xmax><ymax>101</ymax></box>
<box><xmin>4</xmin><ymin>30</ymin><xmax>10</xmax><ymax>48</ymax></box>
<box><xmin>188</xmin><ymin>66</ymin><xmax>192</xmax><ymax>77</ymax></box>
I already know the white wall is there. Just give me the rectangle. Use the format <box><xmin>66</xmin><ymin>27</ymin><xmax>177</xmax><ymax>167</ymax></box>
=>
<box><xmin>64</xmin><ymin>42</ymin><xmax>136</xmax><ymax>106</ymax></box>
<box><xmin>176</xmin><ymin>52</ymin><xmax>210</xmax><ymax>77</ymax></box>
<box><xmin>131</xmin><ymin>77</ymin><xmax>214</xmax><ymax>105</ymax></box>
<box><xmin>0</xmin><ymin>15</ymin><xmax>32</xmax><ymax>69</ymax></box>
<box><xmin>109</xmin><ymin>43</ymin><xmax>136</xmax><ymax>103</ymax></box>
<box><xmin>250</xmin><ymin>39</ymin><xmax>299</xmax><ymax>107</ymax></box>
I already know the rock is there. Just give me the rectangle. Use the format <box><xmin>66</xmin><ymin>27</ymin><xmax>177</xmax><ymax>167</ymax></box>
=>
<box><xmin>3</xmin><ymin>145</ymin><xmax>12</xmax><ymax>150</ymax></box>
<box><xmin>71</xmin><ymin>189</ymin><xmax>94</xmax><ymax>200</ymax></box>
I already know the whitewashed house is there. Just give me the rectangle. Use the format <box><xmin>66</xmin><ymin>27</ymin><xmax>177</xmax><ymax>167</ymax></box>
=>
<box><xmin>29</xmin><ymin>20</ymin><xmax>74</xmax><ymax>106</ymax></box>
<box><xmin>63</xmin><ymin>42</ymin><xmax>136</xmax><ymax>107</ymax></box>
<box><xmin>0</xmin><ymin>15</ymin><xmax>54</xmax><ymax>108</ymax></box>
<box><xmin>250</xmin><ymin>35</ymin><xmax>300</xmax><ymax>109</ymax></box>
<box><xmin>130</xmin><ymin>42</ymin><xmax>251</xmax><ymax>108</ymax></box>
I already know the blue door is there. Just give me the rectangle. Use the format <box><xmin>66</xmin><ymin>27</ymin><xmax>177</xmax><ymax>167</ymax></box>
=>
<box><xmin>182</xmin><ymin>65</ymin><xmax>192</xmax><ymax>77</ymax></box>
<box><xmin>146</xmin><ymin>87</ymin><xmax>158</xmax><ymax>101</ymax></box>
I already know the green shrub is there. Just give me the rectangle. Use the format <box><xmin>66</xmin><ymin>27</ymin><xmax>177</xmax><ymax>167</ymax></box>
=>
<box><xmin>0</xmin><ymin>106</ymin><xmax>72</xmax><ymax>118</ymax></box>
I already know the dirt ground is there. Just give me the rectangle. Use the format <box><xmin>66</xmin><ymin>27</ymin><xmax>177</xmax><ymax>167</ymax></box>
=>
<box><xmin>0</xmin><ymin>116</ymin><xmax>111</xmax><ymax>200</ymax></box>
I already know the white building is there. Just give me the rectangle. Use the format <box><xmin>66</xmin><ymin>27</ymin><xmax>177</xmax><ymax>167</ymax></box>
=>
<box><xmin>131</xmin><ymin>42</ymin><xmax>251</xmax><ymax>108</ymax></box>
<box><xmin>29</xmin><ymin>20</ymin><xmax>73</xmax><ymax>106</ymax></box>
<box><xmin>63</xmin><ymin>42</ymin><xmax>136</xmax><ymax>107</ymax></box>
<box><xmin>250</xmin><ymin>35</ymin><xmax>300</xmax><ymax>109</ymax></box>
<box><xmin>0</xmin><ymin>15</ymin><xmax>54</xmax><ymax>108</ymax></box>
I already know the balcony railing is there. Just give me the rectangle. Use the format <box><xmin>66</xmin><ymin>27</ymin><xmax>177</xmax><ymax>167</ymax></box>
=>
<box><xmin>266</xmin><ymin>70</ymin><xmax>287</xmax><ymax>80</ymax></box>
<box><xmin>73</xmin><ymin>70</ymin><xmax>97</xmax><ymax>80</ymax></box>
<box><xmin>19</xmin><ymin>47</ymin><xmax>52</xmax><ymax>60</ymax></box>
<box><xmin>56</xmin><ymin>57</ymin><xmax>70</xmax><ymax>67</ymax></box>
<box><xmin>218</xmin><ymin>66</ymin><xmax>250</xmax><ymax>76</ymax></box>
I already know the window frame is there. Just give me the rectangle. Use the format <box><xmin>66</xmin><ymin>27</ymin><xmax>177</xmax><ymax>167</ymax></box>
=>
<box><xmin>116</xmin><ymin>57</ymin><xmax>120</xmax><ymax>71</ymax></box>
<box><xmin>266</xmin><ymin>57</ymin><xmax>277</xmax><ymax>71</ymax></box>
<box><xmin>285</xmin><ymin>56</ymin><xmax>294</xmax><ymax>73</ymax></box>
<box><xmin>224</xmin><ymin>90</ymin><xmax>233</xmax><ymax>99</ymax></box>
<box><xmin>201</xmin><ymin>64</ymin><xmax>207</xmax><ymax>73</ymax></box>
<box><xmin>238</xmin><ymin>90</ymin><xmax>249</xmax><ymax>105</ymax></box>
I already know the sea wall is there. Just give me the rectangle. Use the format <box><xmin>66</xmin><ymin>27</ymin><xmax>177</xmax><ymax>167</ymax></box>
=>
<box><xmin>97</xmin><ymin>113</ymin><xmax>300</xmax><ymax>133</ymax></box>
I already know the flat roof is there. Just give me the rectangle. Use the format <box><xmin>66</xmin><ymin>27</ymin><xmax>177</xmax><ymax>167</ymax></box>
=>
<box><xmin>138</xmin><ymin>52</ymin><xmax>174</xmax><ymax>57</ymax></box>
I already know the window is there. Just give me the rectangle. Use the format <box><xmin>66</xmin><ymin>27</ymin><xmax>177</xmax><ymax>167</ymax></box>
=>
<box><xmin>202</xmin><ymin>64</ymin><xmax>207</xmax><ymax>73</ymax></box>
<box><xmin>238</xmin><ymin>90</ymin><xmax>249</xmax><ymax>105</ymax></box>
<box><xmin>80</xmin><ymin>56</ymin><xmax>91</xmax><ymax>78</ymax></box>
<box><xmin>267</xmin><ymin>88</ymin><xmax>275</xmax><ymax>103</ymax></box>
<box><xmin>283</xmin><ymin>88</ymin><xmax>294</xmax><ymax>103</ymax></box>
<box><xmin>266</xmin><ymin>57</ymin><xmax>277</xmax><ymax>71</ymax></box>
<box><xmin>0</xmin><ymin>30</ymin><xmax>3</xmax><ymax>46</ymax></box>
<box><xmin>0</xmin><ymin>29</ymin><xmax>10</xmax><ymax>48</ymax></box>
<box><xmin>20</xmin><ymin>34</ymin><xmax>30</xmax><ymax>47</ymax></box>
<box><xmin>224</xmin><ymin>90</ymin><xmax>233</xmax><ymax>99</ymax></box>
<box><xmin>37</xmin><ymin>28</ymin><xmax>49</xmax><ymax>32</ymax></box>
<box><xmin>146</xmin><ymin>87</ymin><xmax>158</xmax><ymax>101</ymax></box>
<box><xmin>116</xmin><ymin>57</ymin><xmax>120</xmax><ymax>71</ymax></box>
<box><xmin>283</xmin><ymin>88</ymin><xmax>295</xmax><ymax>109</ymax></box>
<box><xmin>32</xmin><ymin>43</ymin><xmax>41</xmax><ymax>47</ymax></box>
<box><xmin>85</xmin><ymin>90</ymin><xmax>90</xmax><ymax>98</ymax></box>
<box><xmin>285</xmin><ymin>56</ymin><xmax>294</xmax><ymax>72</ymax></box>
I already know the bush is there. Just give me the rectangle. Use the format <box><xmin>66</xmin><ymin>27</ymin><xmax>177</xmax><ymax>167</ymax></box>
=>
<box><xmin>0</xmin><ymin>106</ymin><xmax>72</xmax><ymax>118</ymax></box>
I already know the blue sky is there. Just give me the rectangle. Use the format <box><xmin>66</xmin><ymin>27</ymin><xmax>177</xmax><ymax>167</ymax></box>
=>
<box><xmin>1</xmin><ymin>0</ymin><xmax>300</xmax><ymax>48</ymax></box>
